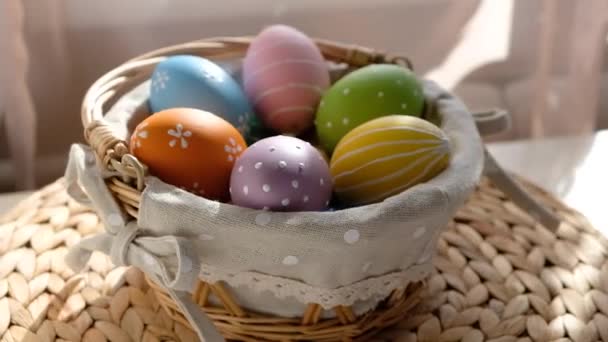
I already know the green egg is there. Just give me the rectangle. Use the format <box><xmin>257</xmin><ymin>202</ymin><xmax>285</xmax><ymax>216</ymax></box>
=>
<box><xmin>315</xmin><ymin>64</ymin><xmax>424</xmax><ymax>152</ymax></box>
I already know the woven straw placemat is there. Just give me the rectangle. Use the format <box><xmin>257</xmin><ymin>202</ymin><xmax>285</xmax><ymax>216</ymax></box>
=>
<box><xmin>0</xmin><ymin>177</ymin><xmax>606</xmax><ymax>342</ymax></box>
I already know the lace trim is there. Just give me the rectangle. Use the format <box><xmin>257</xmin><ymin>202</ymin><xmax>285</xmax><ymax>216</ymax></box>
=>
<box><xmin>199</xmin><ymin>263</ymin><xmax>433</xmax><ymax>309</ymax></box>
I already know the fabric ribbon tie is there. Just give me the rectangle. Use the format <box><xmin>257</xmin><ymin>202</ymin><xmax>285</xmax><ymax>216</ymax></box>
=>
<box><xmin>66</xmin><ymin>222</ymin><xmax>199</xmax><ymax>292</ymax></box>
<box><xmin>65</xmin><ymin>224</ymin><xmax>224</xmax><ymax>342</ymax></box>
<box><xmin>64</xmin><ymin>144</ymin><xmax>225</xmax><ymax>342</ymax></box>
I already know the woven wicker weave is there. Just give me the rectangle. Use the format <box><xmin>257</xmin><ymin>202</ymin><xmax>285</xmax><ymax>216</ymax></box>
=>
<box><xmin>1</xmin><ymin>177</ymin><xmax>607</xmax><ymax>341</ymax></box>
<box><xmin>80</xmin><ymin>37</ymin><xmax>428</xmax><ymax>341</ymax></box>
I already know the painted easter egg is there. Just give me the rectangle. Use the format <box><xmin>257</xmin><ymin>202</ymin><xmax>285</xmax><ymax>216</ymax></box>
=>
<box><xmin>243</xmin><ymin>25</ymin><xmax>330</xmax><ymax>135</ymax></box>
<box><xmin>230</xmin><ymin>135</ymin><xmax>332</xmax><ymax>211</ymax></box>
<box><xmin>148</xmin><ymin>55</ymin><xmax>266</xmax><ymax>143</ymax></box>
<box><xmin>316</xmin><ymin>64</ymin><xmax>425</xmax><ymax>152</ymax></box>
<box><xmin>330</xmin><ymin>115</ymin><xmax>450</xmax><ymax>205</ymax></box>
<box><xmin>130</xmin><ymin>108</ymin><xmax>246</xmax><ymax>201</ymax></box>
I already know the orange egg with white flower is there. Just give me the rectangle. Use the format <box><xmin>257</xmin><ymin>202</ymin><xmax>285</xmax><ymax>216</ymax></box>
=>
<box><xmin>130</xmin><ymin>108</ymin><xmax>246</xmax><ymax>201</ymax></box>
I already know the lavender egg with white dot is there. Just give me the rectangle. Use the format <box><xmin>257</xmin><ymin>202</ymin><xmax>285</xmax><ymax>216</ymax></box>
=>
<box><xmin>230</xmin><ymin>135</ymin><xmax>332</xmax><ymax>211</ymax></box>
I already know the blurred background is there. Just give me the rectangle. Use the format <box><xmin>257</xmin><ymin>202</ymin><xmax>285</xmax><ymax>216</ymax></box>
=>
<box><xmin>0</xmin><ymin>0</ymin><xmax>607</xmax><ymax>192</ymax></box>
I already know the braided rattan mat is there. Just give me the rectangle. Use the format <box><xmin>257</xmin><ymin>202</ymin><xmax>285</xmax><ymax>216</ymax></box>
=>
<box><xmin>0</xmin><ymin>178</ymin><xmax>606</xmax><ymax>342</ymax></box>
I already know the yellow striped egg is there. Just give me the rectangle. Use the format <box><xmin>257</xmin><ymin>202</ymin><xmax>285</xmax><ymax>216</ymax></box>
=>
<box><xmin>330</xmin><ymin>115</ymin><xmax>451</xmax><ymax>205</ymax></box>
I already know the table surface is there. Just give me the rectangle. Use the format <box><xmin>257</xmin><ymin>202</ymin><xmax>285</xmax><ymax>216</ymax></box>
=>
<box><xmin>1</xmin><ymin>131</ymin><xmax>607</xmax><ymax>233</ymax></box>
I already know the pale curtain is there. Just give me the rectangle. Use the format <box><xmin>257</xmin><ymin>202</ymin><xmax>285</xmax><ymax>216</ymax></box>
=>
<box><xmin>530</xmin><ymin>0</ymin><xmax>608</xmax><ymax>138</ymax></box>
<box><xmin>0</xmin><ymin>0</ymin><xmax>36</xmax><ymax>189</ymax></box>
<box><xmin>0</xmin><ymin>0</ymin><xmax>71</xmax><ymax>190</ymax></box>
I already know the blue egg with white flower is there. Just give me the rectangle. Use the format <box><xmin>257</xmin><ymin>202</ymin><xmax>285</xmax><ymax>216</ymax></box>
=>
<box><xmin>149</xmin><ymin>55</ymin><xmax>267</xmax><ymax>143</ymax></box>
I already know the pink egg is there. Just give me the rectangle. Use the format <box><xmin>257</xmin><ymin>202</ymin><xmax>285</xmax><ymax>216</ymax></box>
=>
<box><xmin>243</xmin><ymin>25</ymin><xmax>330</xmax><ymax>135</ymax></box>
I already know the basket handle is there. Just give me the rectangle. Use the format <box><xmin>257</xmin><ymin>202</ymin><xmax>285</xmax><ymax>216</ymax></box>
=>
<box><xmin>315</xmin><ymin>39</ymin><xmax>413</xmax><ymax>69</ymax></box>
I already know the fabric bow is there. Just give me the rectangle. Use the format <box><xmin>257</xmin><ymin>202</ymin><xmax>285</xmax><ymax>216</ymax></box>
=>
<box><xmin>64</xmin><ymin>144</ymin><xmax>225</xmax><ymax>342</ymax></box>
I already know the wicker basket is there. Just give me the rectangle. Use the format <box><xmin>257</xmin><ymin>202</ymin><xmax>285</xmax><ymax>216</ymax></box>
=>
<box><xmin>80</xmin><ymin>37</ymin><xmax>468</xmax><ymax>341</ymax></box>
